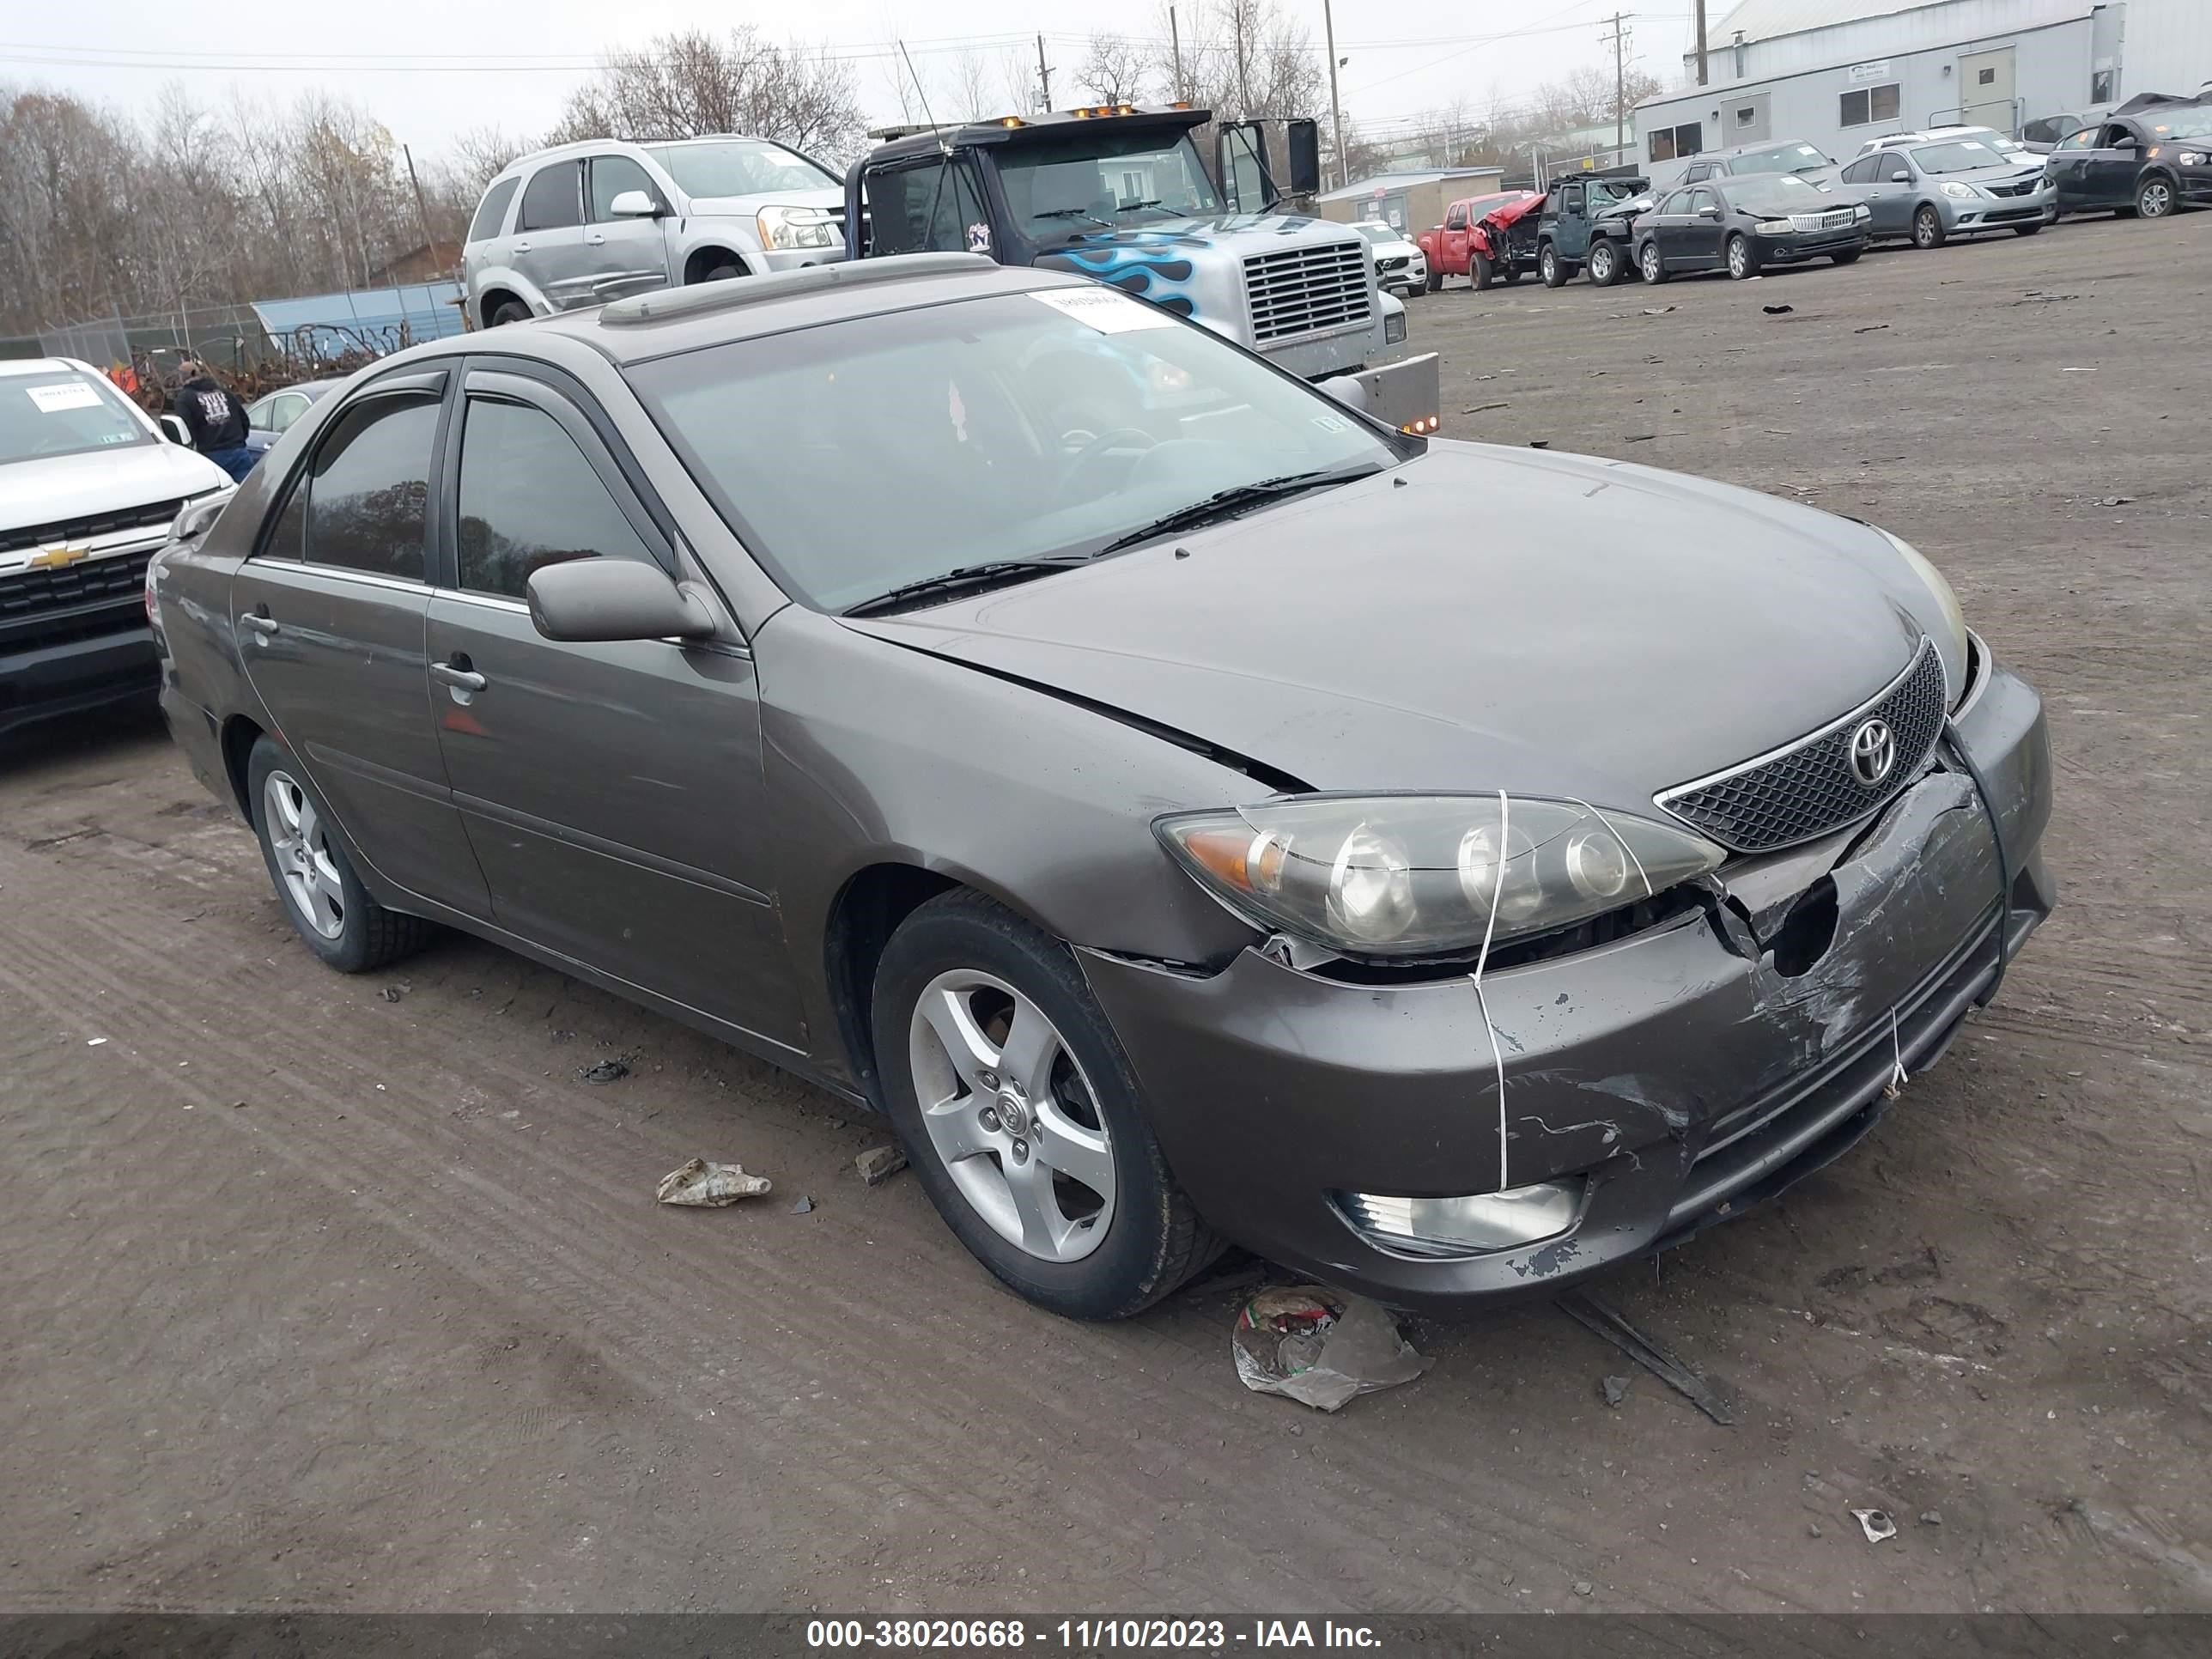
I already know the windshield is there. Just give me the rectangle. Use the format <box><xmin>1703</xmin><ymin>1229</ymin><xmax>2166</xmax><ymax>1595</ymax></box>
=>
<box><xmin>992</xmin><ymin>128</ymin><xmax>1224</xmax><ymax>237</ymax></box>
<box><xmin>642</xmin><ymin>138</ymin><xmax>837</xmax><ymax>198</ymax></box>
<box><xmin>1735</xmin><ymin>143</ymin><xmax>1832</xmax><ymax>175</ymax></box>
<box><xmin>2148</xmin><ymin>106</ymin><xmax>2212</xmax><ymax>140</ymax></box>
<box><xmin>1728</xmin><ymin>175</ymin><xmax>1830</xmax><ymax>213</ymax></box>
<box><xmin>1913</xmin><ymin>140</ymin><xmax>2008</xmax><ymax>173</ymax></box>
<box><xmin>0</xmin><ymin>368</ymin><xmax>154</xmax><ymax>465</ymax></box>
<box><xmin>630</xmin><ymin>289</ymin><xmax>1395</xmax><ymax>612</ymax></box>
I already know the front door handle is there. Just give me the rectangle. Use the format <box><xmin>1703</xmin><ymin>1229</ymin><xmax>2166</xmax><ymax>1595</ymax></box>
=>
<box><xmin>512</xmin><ymin>240</ymin><xmax>532</xmax><ymax>253</ymax></box>
<box><xmin>241</xmin><ymin>607</ymin><xmax>277</xmax><ymax>639</ymax></box>
<box><xmin>586</xmin><ymin>232</ymin><xmax>606</xmax><ymax>245</ymax></box>
<box><xmin>431</xmin><ymin>659</ymin><xmax>487</xmax><ymax>693</ymax></box>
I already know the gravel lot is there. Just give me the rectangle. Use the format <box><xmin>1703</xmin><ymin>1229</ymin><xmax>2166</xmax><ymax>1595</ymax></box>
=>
<box><xmin>3</xmin><ymin>212</ymin><xmax>2209</xmax><ymax>1617</ymax></box>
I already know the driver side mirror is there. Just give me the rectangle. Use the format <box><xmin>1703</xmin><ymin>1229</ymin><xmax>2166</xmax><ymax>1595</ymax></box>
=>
<box><xmin>1285</xmin><ymin>119</ymin><xmax>1321</xmax><ymax>197</ymax></box>
<box><xmin>1698</xmin><ymin>204</ymin><xmax>1723</xmax><ymax>220</ymax></box>
<box><xmin>526</xmin><ymin>558</ymin><xmax>716</xmax><ymax>644</ymax></box>
<box><xmin>608</xmin><ymin>189</ymin><xmax>663</xmax><ymax>218</ymax></box>
<box><xmin>157</xmin><ymin>413</ymin><xmax>192</xmax><ymax>446</ymax></box>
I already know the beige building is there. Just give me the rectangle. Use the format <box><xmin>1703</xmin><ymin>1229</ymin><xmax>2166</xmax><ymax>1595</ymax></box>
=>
<box><xmin>1314</xmin><ymin>167</ymin><xmax>1508</xmax><ymax>235</ymax></box>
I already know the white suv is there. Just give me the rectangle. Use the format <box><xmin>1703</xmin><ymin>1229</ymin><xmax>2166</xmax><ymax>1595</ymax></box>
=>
<box><xmin>463</xmin><ymin>136</ymin><xmax>851</xmax><ymax>326</ymax></box>
<box><xmin>1</xmin><ymin>358</ymin><xmax>231</xmax><ymax>734</ymax></box>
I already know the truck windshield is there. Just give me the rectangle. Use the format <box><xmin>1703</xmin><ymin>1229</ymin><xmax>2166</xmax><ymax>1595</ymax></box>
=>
<box><xmin>1</xmin><ymin>368</ymin><xmax>154</xmax><ymax>465</ymax></box>
<box><xmin>629</xmin><ymin>288</ymin><xmax>1395</xmax><ymax>613</ymax></box>
<box><xmin>641</xmin><ymin>139</ymin><xmax>838</xmax><ymax>198</ymax></box>
<box><xmin>992</xmin><ymin>128</ymin><xmax>1224</xmax><ymax>238</ymax></box>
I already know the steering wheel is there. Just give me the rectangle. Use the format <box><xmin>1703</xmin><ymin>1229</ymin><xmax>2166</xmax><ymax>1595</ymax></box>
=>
<box><xmin>1060</xmin><ymin>426</ymin><xmax>1158</xmax><ymax>495</ymax></box>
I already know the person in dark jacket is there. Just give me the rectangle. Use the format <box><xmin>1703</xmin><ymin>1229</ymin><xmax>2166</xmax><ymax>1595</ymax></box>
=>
<box><xmin>169</xmin><ymin>359</ymin><xmax>258</xmax><ymax>482</ymax></box>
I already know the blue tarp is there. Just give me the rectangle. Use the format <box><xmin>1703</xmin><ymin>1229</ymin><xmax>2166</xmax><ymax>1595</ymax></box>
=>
<box><xmin>251</xmin><ymin>283</ymin><xmax>468</xmax><ymax>360</ymax></box>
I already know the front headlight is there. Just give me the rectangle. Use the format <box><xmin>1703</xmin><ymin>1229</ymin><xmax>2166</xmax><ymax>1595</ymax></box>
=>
<box><xmin>1753</xmin><ymin>219</ymin><xmax>1795</xmax><ymax>234</ymax></box>
<box><xmin>757</xmin><ymin>205</ymin><xmax>839</xmax><ymax>250</ymax></box>
<box><xmin>1384</xmin><ymin>307</ymin><xmax>1408</xmax><ymax>344</ymax></box>
<box><xmin>1876</xmin><ymin>527</ymin><xmax>1968</xmax><ymax>699</ymax></box>
<box><xmin>1854</xmin><ymin>203</ymin><xmax>1872</xmax><ymax>219</ymax></box>
<box><xmin>1940</xmin><ymin>181</ymin><xmax>1978</xmax><ymax>200</ymax></box>
<box><xmin>1156</xmin><ymin>796</ymin><xmax>1725</xmax><ymax>958</ymax></box>
<box><xmin>2180</xmin><ymin>150</ymin><xmax>2207</xmax><ymax>166</ymax></box>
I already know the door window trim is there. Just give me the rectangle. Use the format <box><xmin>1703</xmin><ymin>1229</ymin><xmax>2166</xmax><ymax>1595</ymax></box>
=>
<box><xmin>248</xmin><ymin>367</ymin><xmax>453</xmax><ymax>584</ymax></box>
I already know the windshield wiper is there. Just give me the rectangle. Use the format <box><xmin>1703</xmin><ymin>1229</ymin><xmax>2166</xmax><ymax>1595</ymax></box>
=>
<box><xmin>842</xmin><ymin>557</ymin><xmax>1091</xmax><ymax>618</ymax></box>
<box><xmin>1114</xmin><ymin>199</ymin><xmax>1165</xmax><ymax>214</ymax></box>
<box><xmin>1097</xmin><ymin>466</ymin><xmax>1381</xmax><ymax>556</ymax></box>
<box><xmin>1033</xmin><ymin>207</ymin><xmax>1114</xmax><ymax>227</ymax></box>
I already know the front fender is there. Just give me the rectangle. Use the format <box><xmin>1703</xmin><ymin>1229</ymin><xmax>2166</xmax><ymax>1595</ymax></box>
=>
<box><xmin>672</xmin><ymin>221</ymin><xmax>765</xmax><ymax>278</ymax></box>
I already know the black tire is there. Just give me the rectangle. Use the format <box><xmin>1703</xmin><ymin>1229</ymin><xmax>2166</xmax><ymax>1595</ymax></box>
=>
<box><xmin>1912</xmin><ymin>205</ymin><xmax>1947</xmax><ymax>249</ymax></box>
<box><xmin>2135</xmin><ymin>174</ymin><xmax>2176</xmax><ymax>219</ymax></box>
<box><xmin>1470</xmin><ymin>252</ymin><xmax>1493</xmax><ymax>290</ymax></box>
<box><xmin>872</xmin><ymin>890</ymin><xmax>1220</xmax><ymax>1321</ymax></box>
<box><xmin>1425</xmin><ymin>261</ymin><xmax>1442</xmax><ymax>294</ymax></box>
<box><xmin>488</xmin><ymin>299</ymin><xmax>530</xmax><ymax>326</ymax></box>
<box><xmin>1638</xmin><ymin>240</ymin><xmax>1668</xmax><ymax>283</ymax></box>
<box><xmin>702</xmin><ymin>262</ymin><xmax>745</xmax><ymax>283</ymax></box>
<box><xmin>1725</xmin><ymin>233</ymin><xmax>1760</xmax><ymax>280</ymax></box>
<box><xmin>246</xmin><ymin>735</ymin><xmax>434</xmax><ymax>974</ymax></box>
<box><xmin>1501</xmin><ymin>264</ymin><xmax>1523</xmax><ymax>284</ymax></box>
<box><xmin>1831</xmin><ymin>247</ymin><xmax>1863</xmax><ymax>264</ymax></box>
<box><xmin>1586</xmin><ymin>238</ymin><xmax>1622</xmax><ymax>286</ymax></box>
<box><xmin>1539</xmin><ymin>243</ymin><xmax>1565</xmax><ymax>287</ymax></box>
<box><xmin>2012</xmin><ymin>222</ymin><xmax>2042</xmax><ymax>236</ymax></box>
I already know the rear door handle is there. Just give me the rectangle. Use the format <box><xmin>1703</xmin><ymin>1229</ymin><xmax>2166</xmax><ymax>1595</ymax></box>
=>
<box><xmin>431</xmin><ymin>659</ymin><xmax>487</xmax><ymax>692</ymax></box>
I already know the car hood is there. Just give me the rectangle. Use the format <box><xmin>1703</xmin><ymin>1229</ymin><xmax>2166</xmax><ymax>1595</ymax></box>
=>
<box><xmin>1939</xmin><ymin>162</ymin><xmax>2049</xmax><ymax>188</ymax></box>
<box><xmin>0</xmin><ymin>441</ymin><xmax>230</xmax><ymax>534</ymax></box>
<box><xmin>684</xmin><ymin>185</ymin><xmax>845</xmax><ymax>217</ymax></box>
<box><xmin>846</xmin><ymin>442</ymin><xmax>1953</xmax><ymax>806</ymax></box>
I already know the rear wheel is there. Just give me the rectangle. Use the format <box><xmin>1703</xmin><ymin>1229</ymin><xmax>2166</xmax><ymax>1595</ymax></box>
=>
<box><xmin>2136</xmin><ymin>175</ymin><xmax>2175</xmax><ymax>218</ymax></box>
<box><xmin>1471</xmin><ymin>252</ymin><xmax>1493</xmax><ymax>290</ymax></box>
<box><xmin>1638</xmin><ymin>240</ymin><xmax>1668</xmax><ymax>283</ymax></box>
<box><xmin>1539</xmin><ymin>243</ymin><xmax>1565</xmax><ymax>287</ymax></box>
<box><xmin>872</xmin><ymin>890</ymin><xmax>1219</xmax><ymax>1321</ymax></box>
<box><xmin>1586</xmin><ymin>239</ymin><xmax>1622</xmax><ymax>286</ymax></box>
<box><xmin>1912</xmin><ymin>204</ymin><xmax>1947</xmax><ymax>248</ymax></box>
<box><xmin>1501</xmin><ymin>264</ymin><xmax>1522</xmax><ymax>284</ymax></box>
<box><xmin>1725</xmin><ymin>233</ymin><xmax>1758</xmax><ymax>280</ymax></box>
<box><xmin>246</xmin><ymin>736</ymin><xmax>434</xmax><ymax>974</ymax></box>
<box><xmin>1425</xmin><ymin>262</ymin><xmax>1442</xmax><ymax>293</ymax></box>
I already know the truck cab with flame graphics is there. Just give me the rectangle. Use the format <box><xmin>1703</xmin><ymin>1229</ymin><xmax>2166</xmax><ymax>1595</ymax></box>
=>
<box><xmin>844</xmin><ymin>106</ymin><xmax>1439</xmax><ymax>435</ymax></box>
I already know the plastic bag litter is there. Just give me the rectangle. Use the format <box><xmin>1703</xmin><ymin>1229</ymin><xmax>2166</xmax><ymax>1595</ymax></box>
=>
<box><xmin>656</xmin><ymin>1158</ymin><xmax>772</xmax><ymax>1206</ymax></box>
<box><xmin>1231</xmin><ymin>1285</ymin><xmax>1430</xmax><ymax>1412</ymax></box>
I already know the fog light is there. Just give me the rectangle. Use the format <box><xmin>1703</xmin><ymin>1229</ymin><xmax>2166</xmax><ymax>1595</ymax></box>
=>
<box><xmin>1338</xmin><ymin>1181</ymin><xmax>1583</xmax><ymax>1257</ymax></box>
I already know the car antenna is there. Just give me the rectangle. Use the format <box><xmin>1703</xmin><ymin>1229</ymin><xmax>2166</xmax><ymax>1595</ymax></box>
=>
<box><xmin>897</xmin><ymin>40</ymin><xmax>954</xmax><ymax>157</ymax></box>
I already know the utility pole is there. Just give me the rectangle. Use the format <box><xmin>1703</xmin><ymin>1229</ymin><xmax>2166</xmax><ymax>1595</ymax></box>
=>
<box><xmin>1170</xmin><ymin>6</ymin><xmax>1184</xmax><ymax>101</ymax></box>
<box><xmin>401</xmin><ymin>143</ymin><xmax>438</xmax><ymax>272</ymax></box>
<box><xmin>1036</xmin><ymin>33</ymin><xmax>1053</xmax><ymax>110</ymax></box>
<box><xmin>1322</xmin><ymin>0</ymin><xmax>1347</xmax><ymax>187</ymax></box>
<box><xmin>1695</xmin><ymin>0</ymin><xmax>1709</xmax><ymax>85</ymax></box>
<box><xmin>1601</xmin><ymin>12</ymin><xmax>1631</xmax><ymax>158</ymax></box>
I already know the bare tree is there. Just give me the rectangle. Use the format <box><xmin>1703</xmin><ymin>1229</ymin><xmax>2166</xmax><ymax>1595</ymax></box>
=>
<box><xmin>550</xmin><ymin>27</ymin><xmax>866</xmax><ymax>161</ymax></box>
<box><xmin>1079</xmin><ymin>33</ymin><xmax>1152</xmax><ymax>106</ymax></box>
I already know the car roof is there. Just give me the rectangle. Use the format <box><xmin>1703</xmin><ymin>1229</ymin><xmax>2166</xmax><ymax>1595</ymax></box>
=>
<box><xmin>361</xmin><ymin>254</ymin><xmax>1080</xmax><ymax>373</ymax></box>
<box><xmin>0</xmin><ymin>356</ymin><xmax>96</xmax><ymax>379</ymax></box>
<box><xmin>489</xmin><ymin>131</ymin><xmax>823</xmax><ymax>185</ymax></box>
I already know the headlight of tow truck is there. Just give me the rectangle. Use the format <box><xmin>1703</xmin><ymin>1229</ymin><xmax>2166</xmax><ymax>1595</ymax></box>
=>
<box><xmin>757</xmin><ymin>205</ymin><xmax>839</xmax><ymax>250</ymax></box>
<box><xmin>1875</xmin><ymin>526</ymin><xmax>1970</xmax><ymax>703</ymax></box>
<box><xmin>1157</xmin><ymin>796</ymin><xmax>1725</xmax><ymax>958</ymax></box>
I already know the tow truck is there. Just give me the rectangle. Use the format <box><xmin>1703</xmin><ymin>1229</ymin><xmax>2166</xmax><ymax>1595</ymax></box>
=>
<box><xmin>843</xmin><ymin>105</ymin><xmax>1439</xmax><ymax>434</ymax></box>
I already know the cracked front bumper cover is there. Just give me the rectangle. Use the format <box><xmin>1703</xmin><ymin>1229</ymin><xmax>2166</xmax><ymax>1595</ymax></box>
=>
<box><xmin>1079</xmin><ymin>659</ymin><xmax>2053</xmax><ymax>1309</ymax></box>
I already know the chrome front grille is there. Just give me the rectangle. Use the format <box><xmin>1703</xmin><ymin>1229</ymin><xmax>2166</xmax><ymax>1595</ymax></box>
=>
<box><xmin>1243</xmin><ymin>240</ymin><xmax>1372</xmax><ymax>343</ymax></box>
<box><xmin>1789</xmin><ymin>210</ymin><xmax>1857</xmax><ymax>233</ymax></box>
<box><xmin>1</xmin><ymin>496</ymin><xmax>182</xmax><ymax>557</ymax></box>
<box><xmin>1656</xmin><ymin>641</ymin><xmax>1948</xmax><ymax>854</ymax></box>
<box><xmin>1985</xmin><ymin>179</ymin><xmax>2036</xmax><ymax>197</ymax></box>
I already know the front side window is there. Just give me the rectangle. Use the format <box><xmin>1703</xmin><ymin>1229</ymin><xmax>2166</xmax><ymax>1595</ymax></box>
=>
<box><xmin>455</xmin><ymin>398</ymin><xmax>659</xmax><ymax>600</ymax></box>
<box><xmin>641</xmin><ymin>138</ymin><xmax>838</xmax><ymax>198</ymax></box>
<box><xmin>868</xmin><ymin>162</ymin><xmax>989</xmax><ymax>256</ymax></box>
<box><xmin>2056</xmin><ymin>127</ymin><xmax>2100</xmax><ymax>151</ymax></box>
<box><xmin>1</xmin><ymin>368</ymin><xmax>153</xmax><ymax>464</ymax></box>
<box><xmin>588</xmin><ymin>155</ymin><xmax>659</xmax><ymax>222</ymax></box>
<box><xmin>469</xmin><ymin>177</ymin><xmax>520</xmax><ymax>242</ymax></box>
<box><xmin>991</xmin><ymin>130</ymin><xmax>1224</xmax><ymax>241</ymax></box>
<box><xmin>518</xmin><ymin>162</ymin><xmax>582</xmax><ymax>232</ymax></box>
<box><xmin>629</xmin><ymin>289</ymin><xmax>1398</xmax><ymax>615</ymax></box>
<box><xmin>1444</xmin><ymin>203</ymin><xmax>1468</xmax><ymax>229</ymax></box>
<box><xmin>264</xmin><ymin>393</ymin><xmax>438</xmax><ymax>580</ymax></box>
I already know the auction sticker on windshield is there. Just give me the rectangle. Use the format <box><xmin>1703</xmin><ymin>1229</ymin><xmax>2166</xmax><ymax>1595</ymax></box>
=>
<box><xmin>26</xmin><ymin>381</ymin><xmax>103</xmax><ymax>413</ymax></box>
<box><xmin>1029</xmin><ymin>288</ymin><xmax>1176</xmax><ymax>332</ymax></box>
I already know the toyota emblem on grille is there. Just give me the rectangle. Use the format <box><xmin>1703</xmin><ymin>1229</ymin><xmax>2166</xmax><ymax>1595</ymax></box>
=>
<box><xmin>1849</xmin><ymin>718</ymin><xmax>1898</xmax><ymax>787</ymax></box>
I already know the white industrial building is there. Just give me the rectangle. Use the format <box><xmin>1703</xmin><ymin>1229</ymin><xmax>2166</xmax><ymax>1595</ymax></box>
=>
<box><xmin>1634</xmin><ymin>0</ymin><xmax>2212</xmax><ymax>186</ymax></box>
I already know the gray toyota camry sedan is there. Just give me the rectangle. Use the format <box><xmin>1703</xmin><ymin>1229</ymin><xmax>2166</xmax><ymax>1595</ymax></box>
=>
<box><xmin>150</xmin><ymin>252</ymin><xmax>2053</xmax><ymax>1320</ymax></box>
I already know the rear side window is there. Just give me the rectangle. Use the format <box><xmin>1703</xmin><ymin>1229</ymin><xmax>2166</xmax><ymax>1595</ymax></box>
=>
<box><xmin>261</xmin><ymin>393</ymin><xmax>439</xmax><ymax>580</ymax></box>
<box><xmin>454</xmin><ymin>398</ymin><xmax>659</xmax><ymax>599</ymax></box>
<box><xmin>588</xmin><ymin>155</ymin><xmax>659</xmax><ymax>222</ymax></box>
<box><xmin>518</xmin><ymin>162</ymin><xmax>582</xmax><ymax>232</ymax></box>
<box><xmin>469</xmin><ymin>177</ymin><xmax>520</xmax><ymax>242</ymax></box>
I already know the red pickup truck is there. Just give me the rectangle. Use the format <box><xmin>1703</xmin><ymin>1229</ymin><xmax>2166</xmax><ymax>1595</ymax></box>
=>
<box><xmin>1416</xmin><ymin>190</ymin><xmax>1540</xmax><ymax>289</ymax></box>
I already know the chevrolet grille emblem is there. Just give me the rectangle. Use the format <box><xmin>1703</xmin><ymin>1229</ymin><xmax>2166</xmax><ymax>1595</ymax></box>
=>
<box><xmin>28</xmin><ymin>544</ymin><xmax>91</xmax><ymax>569</ymax></box>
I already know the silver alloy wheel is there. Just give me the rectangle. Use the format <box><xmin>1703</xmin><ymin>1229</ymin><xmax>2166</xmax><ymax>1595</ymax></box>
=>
<box><xmin>1641</xmin><ymin>242</ymin><xmax>1661</xmax><ymax>281</ymax></box>
<box><xmin>1915</xmin><ymin>209</ymin><xmax>1939</xmax><ymax>246</ymax></box>
<box><xmin>1589</xmin><ymin>241</ymin><xmax>1614</xmax><ymax>282</ymax></box>
<box><xmin>263</xmin><ymin>770</ymin><xmax>345</xmax><ymax>939</ymax></box>
<box><xmin>2140</xmin><ymin>179</ymin><xmax>2172</xmax><ymax>216</ymax></box>
<box><xmin>1727</xmin><ymin>236</ymin><xmax>1749</xmax><ymax>277</ymax></box>
<box><xmin>907</xmin><ymin>969</ymin><xmax>1116</xmax><ymax>1263</ymax></box>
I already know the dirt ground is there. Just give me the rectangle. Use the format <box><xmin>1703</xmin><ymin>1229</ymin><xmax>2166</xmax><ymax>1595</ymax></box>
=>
<box><xmin>3</xmin><ymin>213</ymin><xmax>2209</xmax><ymax>1619</ymax></box>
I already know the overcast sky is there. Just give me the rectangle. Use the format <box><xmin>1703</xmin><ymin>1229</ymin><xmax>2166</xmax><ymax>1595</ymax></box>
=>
<box><xmin>4</xmin><ymin>0</ymin><xmax>1700</xmax><ymax>161</ymax></box>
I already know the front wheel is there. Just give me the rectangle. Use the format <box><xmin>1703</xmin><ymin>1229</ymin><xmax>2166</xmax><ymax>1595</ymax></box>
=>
<box><xmin>1913</xmin><ymin>205</ymin><xmax>1947</xmax><ymax>248</ymax></box>
<box><xmin>1501</xmin><ymin>264</ymin><xmax>1523</xmax><ymax>284</ymax></box>
<box><xmin>1831</xmin><ymin>246</ymin><xmax>1863</xmax><ymax>264</ymax></box>
<box><xmin>1586</xmin><ymin>239</ymin><xmax>1622</xmax><ymax>286</ymax></box>
<box><xmin>247</xmin><ymin>736</ymin><xmax>434</xmax><ymax>973</ymax></box>
<box><xmin>1539</xmin><ymin>243</ymin><xmax>1565</xmax><ymax>287</ymax></box>
<box><xmin>2136</xmin><ymin>175</ymin><xmax>2175</xmax><ymax>218</ymax></box>
<box><xmin>1638</xmin><ymin>240</ymin><xmax>1668</xmax><ymax>283</ymax></box>
<box><xmin>872</xmin><ymin>890</ymin><xmax>1219</xmax><ymax>1320</ymax></box>
<box><xmin>1725</xmin><ymin>233</ymin><xmax>1759</xmax><ymax>280</ymax></box>
<box><xmin>1471</xmin><ymin>252</ymin><xmax>1493</xmax><ymax>290</ymax></box>
<box><xmin>2012</xmin><ymin>222</ymin><xmax>2042</xmax><ymax>236</ymax></box>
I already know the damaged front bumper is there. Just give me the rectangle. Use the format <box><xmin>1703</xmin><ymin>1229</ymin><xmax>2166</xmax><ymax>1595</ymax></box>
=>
<box><xmin>1080</xmin><ymin>654</ymin><xmax>2053</xmax><ymax>1309</ymax></box>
